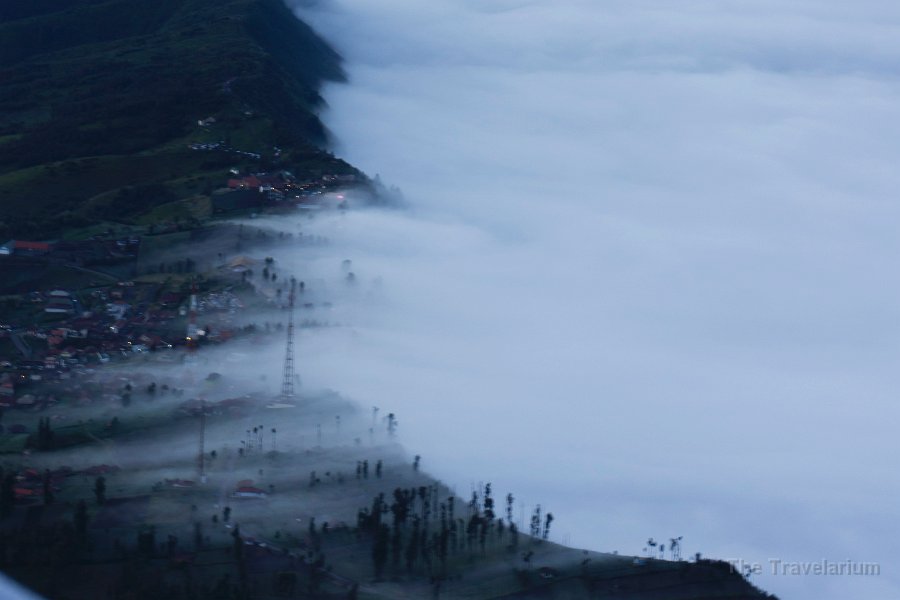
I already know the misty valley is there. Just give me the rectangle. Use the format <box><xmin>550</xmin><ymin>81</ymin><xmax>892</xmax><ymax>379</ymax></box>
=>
<box><xmin>2</xmin><ymin>0</ymin><xmax>897</xmax><ymax>599</ymax></box>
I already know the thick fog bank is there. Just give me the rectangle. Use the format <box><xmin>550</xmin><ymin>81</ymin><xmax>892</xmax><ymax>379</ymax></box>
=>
<box><xmin>288</xmin><ymin>2</ymin><xmax>900</xmax><ymax>598</ymax></box>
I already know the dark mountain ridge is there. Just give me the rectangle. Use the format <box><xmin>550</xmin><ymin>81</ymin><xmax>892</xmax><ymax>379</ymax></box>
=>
<box><xmin>0</xmin><ymin>0</ymin><xmax>358</xmax><ymax>239</ymax></box>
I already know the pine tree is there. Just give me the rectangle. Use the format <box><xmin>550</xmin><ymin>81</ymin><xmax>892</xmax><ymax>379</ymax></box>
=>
<box><xmin>391</xmin><ymin>526</ymin><xmax>403</xmax><ymax>569</ymax></box>
<box><xmin>372</xmin><ymin>524</ymin><xmax>390</xmax><ymax>578</ymax></box>
<box><xmin>530</xmin><ymin>505</ymin><xmax>541</xmax><ymax>538</ymax></box>
<box><xmin>1</xmin><ymin>472</ymin><xmax>15</xmax><ymax>517</ymax></box>
<box><xmin>42</xmin><ymin>469</ymin><xmax>53</xmax><ymax>504</ymax></box>
<box><xmin>483</xmin><ymin>483</ymin><xmax>495</xmax><ymax>521</ymax></box>
<box><xmin>386</xmin><ymin>413</ymin><xmax>397</xmax><ymax>437</ymax></box>
<box><xmin>232</xmin><ymin>525</ymin><xmax>243</xmax><ymax>560</ymax></box>
<box><xmin>74</xmin><ymin>500</ymin><xmax>88</xmax><ymax>543</ymax></box>
<box><xmin>94</xmin><ymin>476</ymin><xmax>106</xmax><ymax>505</ymax></box>
<box><xmin>406</xmin><ymin>518</ymin><xmax>420</xmax><ymax>571</ymax></box>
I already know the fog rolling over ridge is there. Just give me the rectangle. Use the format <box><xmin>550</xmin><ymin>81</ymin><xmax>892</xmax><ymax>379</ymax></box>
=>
<box><xmin>287</xmin><ymin>2</ymin><xmax>900</xmax><ymax>598</ymax></box>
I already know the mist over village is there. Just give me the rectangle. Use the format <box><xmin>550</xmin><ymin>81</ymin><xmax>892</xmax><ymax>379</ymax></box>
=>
<box><xmin>1</xmin><ymin>1</ymin><xmax>898</xmax><ymax>599</ymax></box>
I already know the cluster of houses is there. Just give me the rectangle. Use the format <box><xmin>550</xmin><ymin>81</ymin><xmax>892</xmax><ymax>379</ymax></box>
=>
<box><xmin>43</xmin><ymin>290</ymin><xmax>78</xmax><ymax>315</ymax></box>
<box><xmin>0</xmin><ymin>238</ymin><xmax>140</xmax><ymax>261</ymax></box>
<box><xmin>157</xmin><ymin>476</ymin><xmax>268</xmax><ymax>497</ymax></box>
<box><xmin>233</xmin><ymin>486</ymin><xmax>268</xmax><ymax>498</ymax></box>
<box><xmin>2</xmin><ymin>464</ymin><xmax>121</xmax><ymax>503</ymax></box>
<box><xmin>212</xmin><ymin>169</ymin><xmax>359</xmax><ymax>215</ymax></box>
<box><xmin>0</xmin><ymin>281</ymin><xmax>249</xmax><ymax>411</ymax></box>
<box><xmin>0</xmin><ymin>240</ymin><xmax>53</xmax><ymax>257</ymax></box>
<box><xmin>187</xmin><ymin>139</ymin><xmax>262</xmax><ymax>160</ymax></box>
<box><xmin>232</xmin><ymin>478</ymin><xmax>268</xmax><ymax>499</ymax></box>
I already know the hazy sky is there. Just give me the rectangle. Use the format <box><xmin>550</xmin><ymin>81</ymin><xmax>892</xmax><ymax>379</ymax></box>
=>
<box><xmin>286</xmin><ymin>2</ymin><xmax>900</xmax><ymax>598</ymax></box>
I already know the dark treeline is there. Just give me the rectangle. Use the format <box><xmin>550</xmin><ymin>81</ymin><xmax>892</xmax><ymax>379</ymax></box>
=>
<box><xmin>353</xmin><ymin>482</ymin><xmax>555</xmax><ymax>581</ymax></box>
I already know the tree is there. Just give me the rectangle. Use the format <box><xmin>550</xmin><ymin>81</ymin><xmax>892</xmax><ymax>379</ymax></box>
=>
<box><xmin>406</xmin><ymin>518</ymin><xmax>420</xmax><ymax>571</ymax></box>
<box><xmin>386</xmin><ymin>413</ymin><xmax>397</xmax><ymax>437</ymax></box>
<box><xmin>447</xmin><ymin>495</ymin><xmax>455</xmax><ymax>527</ymax></box>
<box><xmin>509</xmin><ymin>522</ymin><xmax>519</xmax><ymax>550</ymax></box>
<box><xmin>0</xmin><ymin>471</ymin><xmax>14</xmax><ymax>517</ymax></box>
<box><xmin>466</xmin><ymin>515</ymin><xmax>479</xmax><ymax>551</ymax></box>
<box><xmin>391</xmin><ymin>525</ymin><xmax>403</xmax><ymax>569</ymax></box>
<box><xmin>232</xmin><ymin>525</ymin><xmax>243</xmax><ymax>560</ymax></box>
<box><xmin>670</xmin><ymin>536</ymin><xmax>683</xmax><ymax>561</ymax></box>
<box><xmin>372</xmin><ymin>523</ymin><xmax>390</xmax><ymax>578</ymax></box>
<box><xmin>94</xmin><ymin>476</ymin><xmax>106</xmax><ymax>505</ymax></box>
<box><xmin>530</xmin><ymin>505</ymin><xmax>541</xmax><ymax>538</ymax></box>
<box><xmin>542</xmin><ymin>513</ymin><xmax>553</xmax><ymax>540</ymax></box>
<box><xmin>438</xmin><ymin>523</ymin><xmax>449</xmax><ymax>566</ymax></box>
<box><xmin>42</xmin><ymin>469</ymin><xmax>54</xmax><ymax>504</ymax></box>
<box><xmin>74</xmin><ymin>500</ymin><xmax>88</xmax><ymax>542</ymax></box>
<box><xmin>483</xmin><ymin>483</ymin><xmax>494</xmax><ymax>521</ymax></box>
<box><xmin>479</xmin><ymin>519</ymin><xmax>487</xmax><ymax>553</ymax></box>
<box><xmin>37</xmin><ymin>417</ymin><xmax>54</xmax><ymax>450</ymax></box>
<box><xmin>138</xmin><ymin>525</ymin><xmax>156</xmax><ymax>556</ymax></box>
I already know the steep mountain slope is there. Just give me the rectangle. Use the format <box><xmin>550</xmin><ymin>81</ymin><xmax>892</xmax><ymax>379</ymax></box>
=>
<box><xmin>0</xmin><ymin>0</ymin><xmax>358</xmax><ymax>238</ymax></box>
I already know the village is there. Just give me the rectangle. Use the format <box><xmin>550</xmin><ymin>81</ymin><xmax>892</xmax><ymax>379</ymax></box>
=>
<box><xmin>0</xmin><ymin>195</ymin><xmax>367</xmax><ymax>464</ymax></box>
<box><xmin>0</xmin><ymin>170</ymin><xmax>594</xmax><ymax>598</ymax></box>
<box><xmin>0</xmin><ymin>214</ymin><xmax>587</xmax><ymax>599</ymax></box>
<box><xmin>0</xmin><ymin>216</ymin><xmax>777</xmax><ymax>600</ymax></box>
<box><xmin>0</xmin><ymin>159</ymin><xmax>772</xmax><ymax>600</ymax></box>
<box><xmin>0</xmin><ymin>156</ymin><xmax>370</xmax><ymax>408</ymax></box>
<box><xmin>0</xmin><ymin>139</ymin><xmax>770</xmax><ymax>600</ymax></box>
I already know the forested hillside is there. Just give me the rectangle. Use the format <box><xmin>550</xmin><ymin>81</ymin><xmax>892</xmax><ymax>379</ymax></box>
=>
<box><xmin>0</xmin><ymin>0</ymin><xmax>358</xmax><ymax>239</ymax></box>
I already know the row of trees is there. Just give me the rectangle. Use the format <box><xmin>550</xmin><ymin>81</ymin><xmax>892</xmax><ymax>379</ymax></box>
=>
<box><xmin>645</xmin><ymin>536</ymin><xmax>683</xmax><ymax>560</ymax></box>
<box><xmin>357</xmin><ymin>483</ymin><xmax>552</xmax><ymax>579</ymax></box>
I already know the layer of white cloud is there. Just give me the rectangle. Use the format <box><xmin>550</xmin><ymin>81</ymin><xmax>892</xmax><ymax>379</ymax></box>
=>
<box><xmin>286</xmin><ymin>2</ymin><xmax>900</xmax><ymax>598</ymax></box>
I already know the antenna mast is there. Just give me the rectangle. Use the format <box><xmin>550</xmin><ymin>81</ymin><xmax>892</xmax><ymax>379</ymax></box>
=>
<box><xmin>187</xmin><ymin>278</ymin><xmax>199</xmax><ymax>352</ymax></box>
<box><xmin>280</xmin><ymin>279</ymin><xmax>296</xmax><ymax>399</ymax></box>
<box><xmin>198</xmin><ymin>397</ymin><xmax>207</xmax><ymax>483</ymax></box>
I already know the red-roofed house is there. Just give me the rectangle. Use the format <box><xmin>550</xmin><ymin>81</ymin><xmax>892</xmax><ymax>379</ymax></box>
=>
<box><xmin>227</xmin><ymin>175</ymin><xmax>262</xmax><ymax>190</ymax></box>
<box><xmin>0</xmin><ymin>240</ymin><xmax>54</xmax><ymax>256</ymax></box>
<box><xmin>232</xmin><ymin>486</ymin><xmax>267</xmax><ymax>498</ymax></box>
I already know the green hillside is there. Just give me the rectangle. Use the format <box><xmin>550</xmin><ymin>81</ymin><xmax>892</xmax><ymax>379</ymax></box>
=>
<box><xmin>0</xmin><ymin>0</ymin><xmax>359</xmax><ymax>239</ymax></box>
